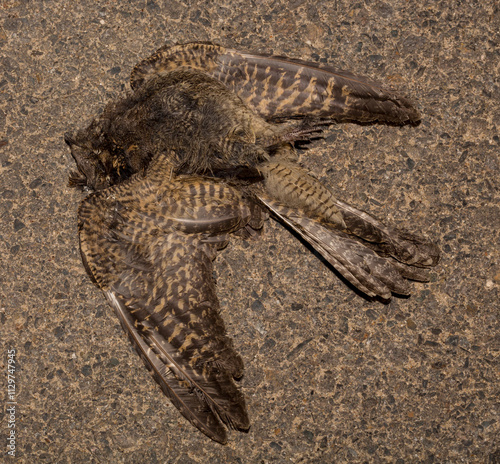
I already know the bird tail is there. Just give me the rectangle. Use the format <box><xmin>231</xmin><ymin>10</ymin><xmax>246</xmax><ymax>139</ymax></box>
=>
<box><xmin>256</xmin><ymin>161</ymin><xmax>439</xmax><ymax>299</ymax></box>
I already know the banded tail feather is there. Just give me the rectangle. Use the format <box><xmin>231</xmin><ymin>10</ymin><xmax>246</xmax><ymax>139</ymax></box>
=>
<box><xmin>258</xmin><ymin>160</ymin><xmax>439</xmax><ymax>269</ymax></box>
<box><xmin>256</xmin><ymin>160</ymin><xmax>438</xmax><ymax>299</ymax></box>
<box><xmin>258</xmin><ymin>197</ymin><xmax>436</xmax><ymax>300</ymax></box>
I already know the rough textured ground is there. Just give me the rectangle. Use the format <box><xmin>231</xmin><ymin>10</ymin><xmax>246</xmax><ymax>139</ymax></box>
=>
<box><xmin>1</xmin><ymin>1</ymin><xmax>499</xmax><ymax>463</ymax></box>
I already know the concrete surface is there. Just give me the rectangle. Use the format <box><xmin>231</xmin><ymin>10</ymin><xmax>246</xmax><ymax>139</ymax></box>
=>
<box><xmin>1</xmin><ymin>0</ymin><xmax>498</xmax><ymax>462</ymax></box>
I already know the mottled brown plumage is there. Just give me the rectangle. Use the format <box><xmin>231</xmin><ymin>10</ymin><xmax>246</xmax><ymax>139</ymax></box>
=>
<box><xmin>65</xmin><ymin>43</ymin><xmax>438</xmax><ymax>443</ymax></box>
<box><xmin>131</xmin><ymin>42</ymin><xmax>421</xmax><ymax>124</ymax></box>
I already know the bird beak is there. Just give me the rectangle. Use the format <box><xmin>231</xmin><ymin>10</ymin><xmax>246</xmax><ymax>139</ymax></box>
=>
<box><xmin>64</xmin><ymin>132</ymin><xmax>75</xmax><ymax>146</ymax></box>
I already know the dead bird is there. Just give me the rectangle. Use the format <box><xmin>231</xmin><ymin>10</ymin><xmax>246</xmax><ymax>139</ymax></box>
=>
<box><xmin>65</xmin><ymin>42</ymin><xmax>439</xmax><ymax>444</ymax></box>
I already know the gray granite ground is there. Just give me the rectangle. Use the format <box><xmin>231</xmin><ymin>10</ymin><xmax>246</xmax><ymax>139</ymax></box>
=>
<box><xmin>1</xmin><ymin>1</ymin><xmax>499</xmax><ymax>463</ymax></box>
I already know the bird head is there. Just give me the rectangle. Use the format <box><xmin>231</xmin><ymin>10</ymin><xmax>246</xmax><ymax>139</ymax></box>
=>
<box><xmin>65</xmin><ymin>119</ymin><xmax>132</xmax><ymax>191</ymax></box>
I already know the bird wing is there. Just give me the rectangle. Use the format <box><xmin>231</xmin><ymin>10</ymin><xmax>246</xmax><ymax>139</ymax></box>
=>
<box><xmin>78</xmin><ymin>174</ymin><xmax>261</xmax><ymax>443</ymax></box>
<box><xmin>130</xmin><ymin>42</ymin><xmax>420</xmax><ymax>124</ymax></box>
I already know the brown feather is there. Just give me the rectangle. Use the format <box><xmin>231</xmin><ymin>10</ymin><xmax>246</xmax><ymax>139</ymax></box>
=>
<box><xmin>258</xmin><ymin>160</ymin><xmax>439</xmax><ymax>269</ymax></box>
<box><xmin>258</xmin><ymin>197</ymin><xmax>412</xmax><ymax>299</ymax></box>
<box><xmin>131</xmin><ymin>42</ymin><xmax>420</xmax><ymax>124</ymax></box>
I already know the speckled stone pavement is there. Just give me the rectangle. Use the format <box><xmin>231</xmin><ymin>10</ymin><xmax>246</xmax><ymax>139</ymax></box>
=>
<box><xmin>1</xmin><ymin>1</ymin><xmax>499</xmax><ymax>463</ymax></box>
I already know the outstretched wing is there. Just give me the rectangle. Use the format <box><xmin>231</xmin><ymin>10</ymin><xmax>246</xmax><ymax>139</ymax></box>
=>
<box><xmin>131</xmin><ymin>42</ymin><xmax>420</xmax><ymax>125</ymax></box>
<box><xmin>78</xmin><ymin>174</ymin><xmax>263</xmax><ymax>443</ymax></box>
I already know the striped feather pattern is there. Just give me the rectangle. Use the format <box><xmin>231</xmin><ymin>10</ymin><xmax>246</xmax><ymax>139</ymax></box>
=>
<box><xmin>131</xmin><ymin>42</ymin><xmax>420</xmax><ymax>124</ymax></box>
<box><xmin>78</xmin><ymin>173</ymin><xmax>261</xmax><ymax>443</ymax></box>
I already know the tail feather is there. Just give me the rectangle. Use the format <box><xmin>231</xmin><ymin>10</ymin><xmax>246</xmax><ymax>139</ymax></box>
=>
<box><xmin>258</xmin><ymin>160</ymin><xmax>440</xmax><ymax>271</ymax></box>
<box><xmin>259</xmin><ymin>198</ymin><xmax>414</xmax><ymax>299</ymax></box>
<box><xmin>331</xmin><ymin>199</ymin><xmax>441</xmax><ymax>268</ymax></box>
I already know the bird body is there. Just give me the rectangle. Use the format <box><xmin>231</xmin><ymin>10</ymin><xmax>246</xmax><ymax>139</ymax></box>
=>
<box><xmin>66</xmin><ymin>42</ymin><xmax>439</xmax><ymax>443</ymax></box>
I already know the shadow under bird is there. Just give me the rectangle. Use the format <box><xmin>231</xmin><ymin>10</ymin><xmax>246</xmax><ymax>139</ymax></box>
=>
<box><xmin>65</xmin><ymin>42</ymin><xmax>440</xmax><ymax>443</ymax></box>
